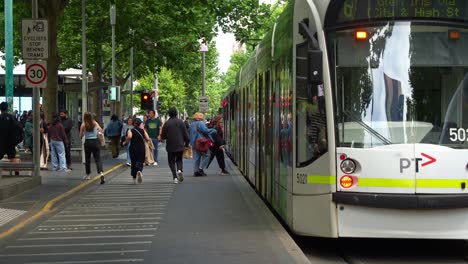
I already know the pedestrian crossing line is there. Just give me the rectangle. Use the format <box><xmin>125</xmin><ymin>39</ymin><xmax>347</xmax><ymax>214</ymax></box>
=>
<box><xmin>0</xmin><ymin>249</ymin><xmax>148</xmax><ymax>257</ymax></box>
<box><xmin>80</xmin><ymin>196</ymin><xmax>171</xmax><ymax>201</ymax></box>
<box><xmin>65</xmin><ymin>204</ymin><xmax>168</xmax><ymax>209</ymax></box>
<box><xmin>25</xmin><ymin>259</ymin><xmax>143</xmax><ymax>264</ymax></box>
<box><xmin>28</xmin><ymin>228</ymin><xmax>158</xmax><ymax>234</ymax></box>
<box><xmin>7</xmin><ymin>241</ymin><xmax>152</xmax><ymax>248</ymax></box>
<box><xmin>18</xmin><ymin>234</ymin><xmax>155</xmax><ymax>240</ymax></box>
<box><xmin>50</xmin><ymin>212</ymin><xmax>164</xmax><ymax>220</ymax></box>
<box><xmin>38</xmin><ymin>222</ymin><xmax>160</xmax><ymax>228</ymax></box>
<box><xmin>84</xmin><ymin>191</ymin><xmax>174</xmax><ymax>196</ymax></box>
<box><xmin>52</xmin><ymin>212</ymin><xmax>164</xmax><ymax>218</ymax></box>
<box><xmin>41</xmin><ymin>217</ymin><xmax>161</xmax><ymax>222</ymax></box>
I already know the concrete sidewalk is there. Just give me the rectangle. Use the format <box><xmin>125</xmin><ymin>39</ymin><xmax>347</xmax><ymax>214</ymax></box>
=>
<box><xmin>0</xmin><ymin>144</ymin><xmax>310</xmax><ymax>263</ymax></box>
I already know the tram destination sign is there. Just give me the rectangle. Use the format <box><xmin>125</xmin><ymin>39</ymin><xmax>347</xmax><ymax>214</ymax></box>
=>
<box><xmin>338</xmin><ymin>0</ymin><xmax>468</xmax><ymax>22</ymax></box>
<box><xmin>22</xmin><ymin>19</ymin><xmax>48</xmax><ymax>59</ymax></box>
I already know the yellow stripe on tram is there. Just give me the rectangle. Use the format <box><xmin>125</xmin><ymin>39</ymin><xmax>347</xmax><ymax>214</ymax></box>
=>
<box><xmin>358</xmin><ymin>178</ymin><xmax>415</xmax><ymax>188</ymax></box>
<box><xmin>306</xmin><ymin>175</ymin><xmax>468</xmax><ymax>189</ymax></box>
<box><xmin>307</xmin><ymin>175</ymin><xmax>336</xmax><ymax>185</ymax></box>
<box><xmin>416</xmin><ymin>179</ymin><xmax>468</xmax><ymax>188</ymax></box>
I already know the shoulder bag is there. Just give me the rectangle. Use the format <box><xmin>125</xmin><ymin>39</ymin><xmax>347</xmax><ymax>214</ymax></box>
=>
<box><xmin>195</xmin><ymin>124</ymin><xmax>211</xmax><ymax>153</ymax></box>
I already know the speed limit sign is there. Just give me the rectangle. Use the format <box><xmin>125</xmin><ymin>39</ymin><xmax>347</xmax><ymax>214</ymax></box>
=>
<box><xmin>26</xmin><ymin>61</ymin><xmax>47</xmax><ymax>88</ymax></box>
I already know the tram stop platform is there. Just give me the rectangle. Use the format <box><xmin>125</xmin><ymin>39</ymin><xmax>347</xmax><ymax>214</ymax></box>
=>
<box><xmin>0</xmin><ymin>145</ymin><xmax>309</xmax><ymax>264</ymax></box>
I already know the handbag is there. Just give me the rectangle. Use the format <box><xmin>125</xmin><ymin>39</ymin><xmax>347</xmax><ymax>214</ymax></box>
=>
<box><xmin>195</xmin><ymin>124</ymin><xmax>211</xmax><ymax>153</ymax></box>
<box><xmin>183</xmin><ymin>146</ymin><xmax>193</xmax><ymax>159</ymax></box>
<box><xmin>97</xmin><ymin>131</ymin><xmax>106</xmax><ymax>147</ymax></box>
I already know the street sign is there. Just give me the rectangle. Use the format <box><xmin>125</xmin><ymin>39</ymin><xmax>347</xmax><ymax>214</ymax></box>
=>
<box><xmin>22</xmin><ymin>19</ymin><xmax>48</xmax><ymax>59</ymax></box>
<box><xmin>26</xmin><ymin>61</ymin><xmax>47</xmax><ymax>88</ymax></box>
<box><xmin>199</xmin><ymin>96</ymin><xmax>209</xmax><ymax>113</ymax></box>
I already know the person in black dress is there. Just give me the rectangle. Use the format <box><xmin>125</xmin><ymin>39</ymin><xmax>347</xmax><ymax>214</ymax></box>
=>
<box><xmin>122</xmin><ymin>118</ymin><xmax>151</xmax><ymax>184</ymax></box>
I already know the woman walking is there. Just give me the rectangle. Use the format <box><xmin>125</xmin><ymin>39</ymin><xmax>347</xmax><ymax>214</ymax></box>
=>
<box><xmin>121</xmin><ymin>116</ymin><xmax>134</xmax><ymax>166</ymax></box>
<box><xmin>122</xmin><ymin>118</ymin><xmax>151</xmax><ymax>184</ymax></box>
<box><xmin>80</xmin><ymin>112</ymin><xmax>105</xmax><ymax>184</ymax></box>
<box><xmin>189</xmin><ymin>112</ymin><xmax>215</xmax><ymax>177</ymax></box>
<box><xmin>207</xmin><ymin>114</ymin><xmax>229</xmax><ymax>175</ymax></box>
<box><xmin>161</xmin><ymin>107</ymin><xmax>189</xmax><ymax>184</ymax></box>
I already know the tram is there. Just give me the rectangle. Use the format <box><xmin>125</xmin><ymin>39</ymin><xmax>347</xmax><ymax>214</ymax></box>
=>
<box><xmin>222</xmin><ymin>0</ymin><xmax>468</xmax><ymax>239</ymax></box>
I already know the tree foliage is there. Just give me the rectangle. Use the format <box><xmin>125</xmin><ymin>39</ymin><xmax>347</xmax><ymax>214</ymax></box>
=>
<box><xmin>0</xmin><ymin>0</ymin><xmax>280</xmax><ymax>119</ymax></box>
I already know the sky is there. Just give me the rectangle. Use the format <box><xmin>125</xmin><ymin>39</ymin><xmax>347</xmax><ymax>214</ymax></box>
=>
<box><xmin>215</xmin><ymin>0</ymin><xmax>276</xmax><ymax>73</ymax></box>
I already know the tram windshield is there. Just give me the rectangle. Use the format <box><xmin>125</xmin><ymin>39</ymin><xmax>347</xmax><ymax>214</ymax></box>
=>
<box><xmin>332</xmin><ymin>22</ymin><xmax>468</xmax><ymax>149</ymax></box>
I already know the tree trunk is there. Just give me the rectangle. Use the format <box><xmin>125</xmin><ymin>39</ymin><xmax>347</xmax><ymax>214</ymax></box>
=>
<box><xmin>41</xmin><ymin>1</ymin><xmax>67</xmax><ymax>122</ymax></box>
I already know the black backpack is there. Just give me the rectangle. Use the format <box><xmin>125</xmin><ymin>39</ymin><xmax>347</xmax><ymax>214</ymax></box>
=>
<box><xmin>0</xmin><ymin>113</ymin><xmax>23</xmax><ymax>145</ymax></box>
<box><xmin>12</xmin><ymin>118</ymin><xmax>24</xmax><ymax>145</ymax></box>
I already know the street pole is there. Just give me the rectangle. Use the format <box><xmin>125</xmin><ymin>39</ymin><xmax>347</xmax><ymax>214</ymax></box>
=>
<box><xmin>5</xmin><ymin>0</ymin><xmax>13</xmax><ymax>110</ymax></box>
<box><xmin>129</xmin><ymin>29</ymin><xmax>134</xmax><ymax>116</ymax></box>
<box><xmin>110</xmin><ymin>4</ymin><xmax>116</xmax><ymax>115</ymax></box>
<box><xmin>199</xmin><ymin>40</ymin><xmax>208</xmax><ymax>113</ymax></box>
<box><xmin>202</xmin><ymin>51</ymin><xmax>205</xmax><ymax>97</ymax></box>
<box><xmin>154</xmin><ymin>73</ymin><xmax>158</xmax><ymax>115</ymax></box>
<box><xmin>81</xmin><ymin>0</ymin><xmax>87</xmax><ymax>163</ymax></box>
<box><xmin>32</xmin><ymin>0</ymin><xmax>40</xmax><ymax>178</ymax></box>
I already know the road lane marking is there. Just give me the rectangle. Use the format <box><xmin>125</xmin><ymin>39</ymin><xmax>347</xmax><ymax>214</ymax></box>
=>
<box><xmin>7</xmin><ymin>241</ymin><xmax>152</xmax><ymax>248</ymax></box>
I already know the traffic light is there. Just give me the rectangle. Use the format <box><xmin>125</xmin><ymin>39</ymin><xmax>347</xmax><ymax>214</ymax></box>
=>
<box><xmin>141</xmin><ymin>92</ymin><xmax>153</xmax><ymax>110</ymax></box>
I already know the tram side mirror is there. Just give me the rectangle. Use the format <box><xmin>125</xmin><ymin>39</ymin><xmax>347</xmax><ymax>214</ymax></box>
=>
<box><xmin>307</xmin><ymin>49</ymin><xmax>323</xmax><ymax>86</ymax></box>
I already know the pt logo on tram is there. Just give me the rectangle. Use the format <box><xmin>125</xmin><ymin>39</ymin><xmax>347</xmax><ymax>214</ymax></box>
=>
<box><xmin>399</xmin><ymin>153</ymin><xmax>437</xmax><ymax>173</ymax></box>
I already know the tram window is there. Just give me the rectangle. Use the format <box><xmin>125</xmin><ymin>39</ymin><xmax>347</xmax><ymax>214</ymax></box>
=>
<box><xmin>296</xmin><ymin>42</ymin><xmax>328</xmax><ymax>166</ymax></box>
<box><xmin>332</xmin><ymin>23</ymin><xmax>468</xmax><ymax>149</ymax></box>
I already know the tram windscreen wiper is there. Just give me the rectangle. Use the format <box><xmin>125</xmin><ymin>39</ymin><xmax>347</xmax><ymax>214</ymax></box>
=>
<box><xmin>342</xmin><ymin>110</ymin><xmax>393</xmax><ymax>145</ymax></box>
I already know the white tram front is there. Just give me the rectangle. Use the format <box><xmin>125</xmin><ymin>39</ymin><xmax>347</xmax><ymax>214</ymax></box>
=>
<box><xmin>223</xmin><ymin>0</ymin><xmax>468</xmax><ymax>239</ymax></box>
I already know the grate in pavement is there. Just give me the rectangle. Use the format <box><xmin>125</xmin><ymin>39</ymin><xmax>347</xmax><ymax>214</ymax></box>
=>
<box><xmin>0</xmin><ymin>207</ymin><xmax>26</xmax><ymax>227</ymax></box>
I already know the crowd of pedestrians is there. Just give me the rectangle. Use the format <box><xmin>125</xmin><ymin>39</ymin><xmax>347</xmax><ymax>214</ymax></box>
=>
<box><xmin>0</xmin><ymin>101</ymin><xmax>230</xmax><ymax>185</ymax></box>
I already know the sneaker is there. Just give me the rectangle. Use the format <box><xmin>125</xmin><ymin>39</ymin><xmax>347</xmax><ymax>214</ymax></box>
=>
<box><xmin>173</xmin><ymin>178</ymin><xmax>179</xmax><ymax>184</ymax></box>
<box><xmin>136</xmin><ymin>171</ymin><xmax>143</xmax><ymax>184</ymax></box>
<box><xmin>133</xmin><ymin>178</ymin><xmax>137</xmax><ymax>184</ymax></box>
<box><xmin>100</xmin><ymin>173</ymin><xmax>105</xmax><ymax>184</ymax></box>
<box><xmin>177</xmin><ymin>170</ymin><xmax>184</xmax><ymax>182</ymax></box>
<box><xmin>63</xmin><ymin>168</ymin><xmax>72</xmax><ymax>172</ymax></box>
<box><xmin>153</xmin><ymin>162</ymin><xmax>158</xmax><ymax>166</ymax></box>
<box><xmin>83</xmin><ymin>175</ymin><xmax>90</xmax><ymax>180</ymax></box>
<box><xmin>200</xmin><ymin>169</ymin><xmax>207</xmax><ymax>176</ymax></box>
<box><xmin>126</xmin><ymin>162</ymin><xmax>131</xmax><ymax>166</ymax></box>
<box><xmin>221</xmin><ymin>170</ymin><xmax>229</xmax><ymax>175</ymax></box>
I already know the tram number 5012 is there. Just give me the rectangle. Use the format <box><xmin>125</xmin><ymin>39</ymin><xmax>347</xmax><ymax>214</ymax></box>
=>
<box><xmin>449</xmin><ymin>128</ymin><xmax>468</xmax><ymax>142</ymax></box>
<box><xmin>296</xmin><ymin>173</ymin><xmax>307</xmax><ymax>184</ymax></box>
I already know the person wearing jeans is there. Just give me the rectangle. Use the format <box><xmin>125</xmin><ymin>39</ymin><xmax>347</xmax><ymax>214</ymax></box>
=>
<box><xmin>48</xmin><ymin>113</ymin><xmax>69</xmax><ymax>171</ymax></box>
<box><xmin>189</xmin><ymin>112</ymin><xmax>215</xmax><ymax>176</ymax></box>
<box><xmin>145</xmin><ymin>109</ymin><xmax>162</xmax><ymax>166</ymax></box>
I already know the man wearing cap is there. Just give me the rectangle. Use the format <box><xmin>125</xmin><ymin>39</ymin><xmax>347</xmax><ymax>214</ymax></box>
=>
<box><xmin>0</xmin><ymin>102</ymin><xmax>17</xmax><ymax>160</ymax></box>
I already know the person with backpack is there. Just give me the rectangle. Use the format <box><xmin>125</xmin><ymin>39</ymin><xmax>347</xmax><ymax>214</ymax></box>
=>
<box><xmin>104</xmin><ymin>114</ymin><xmax>123</xmax><ymax>158</ymax></box>
<box><xmin>0</xmin><ymin>102</ymin><xmax>20</xmax><ymax>160</ymax></box>
<box><xmin>122</xmin><ymin>118</ymin><xmax>151</xmax><ymax>184</ymax></box>
<box><xmin>121</xmin><ymin>116</ymin><xmax>134</xmax><ymax>166</ymax></box>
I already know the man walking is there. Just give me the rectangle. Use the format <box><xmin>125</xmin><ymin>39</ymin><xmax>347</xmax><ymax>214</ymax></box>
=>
<box><xmin>60</xmin><ymin>109</ymin><xmax>73</xmax><ymax>169</ymax></box>
<box><xmin>0</xmin><ymin>102</ymin><xmax>17</xmax><ymax>160</ymax></box>
<box><xmin>145</xmin><ymin>109</ymin><xmax>162</xmax><ymax>166</ymax></box>
<box><xmin>160</xmin><ymin>107</ymin><xmax>189</xmax><ymax>184</ymax></box>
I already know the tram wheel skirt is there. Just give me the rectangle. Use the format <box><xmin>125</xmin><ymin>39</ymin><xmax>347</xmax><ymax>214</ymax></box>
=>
<box><xmin>337</xmin><ymin>204</ymin><xmax>468</xmax><ymax>239</ymax></box>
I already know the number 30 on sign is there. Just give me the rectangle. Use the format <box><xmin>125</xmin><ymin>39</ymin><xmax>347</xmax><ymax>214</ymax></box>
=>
<box><xmin>26</xmin><ymin>61</ymin><xmax>47</xmax><ymax>88</ymax></box>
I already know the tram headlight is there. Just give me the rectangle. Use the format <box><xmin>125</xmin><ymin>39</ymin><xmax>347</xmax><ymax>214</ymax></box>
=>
<box><xmin>340</xmin><ymin>159</ymin><xmax>356</xmax><ymax>174</ymax></box>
